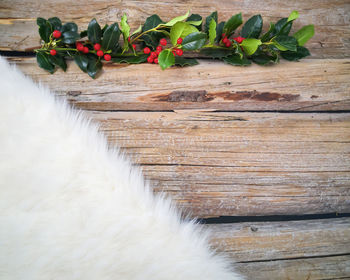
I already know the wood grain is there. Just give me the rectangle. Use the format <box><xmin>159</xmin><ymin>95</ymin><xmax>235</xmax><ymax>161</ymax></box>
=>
<box><xmin>11</xmin><ymin>57</ymin><xmax>350</xmax><ymax>112</ymax></box>
<box><xmin>0</xmin><ymin>0</ymin><xmax>349</xmax><ymax>58</ymax></box>
<box><xmin>207</xmin><ymin>218</ymin><xmax>350</xmax><ymax>279</ymax></box>
<box><xmin>82</xmin><ymin>110</ymin><xmax>350</xmax><ymax>218</ymax></box>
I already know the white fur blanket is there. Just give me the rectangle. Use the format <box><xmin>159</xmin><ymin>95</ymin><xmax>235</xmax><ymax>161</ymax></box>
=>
<box><xmin>0</xmin><ymin>56</ymin><xmax>243</xmax><ymax>280</ymax></box>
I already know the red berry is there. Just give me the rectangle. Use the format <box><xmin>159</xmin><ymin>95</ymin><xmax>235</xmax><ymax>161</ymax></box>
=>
<box><xmin>52</xmin><ymin>30</ymin><xmax>61</xmax><ymax>39</ymax></box>
<box><xmin>128</xmin><ymin>37</ymin><xmax>131</xmax><ymax>42</ymax></box>
<box><xmin>175</xmin><ymin>49</ymin><xmax>183</xmax><ymax>56</ymax></box>
<box><xmin>96</xmin><ymin>50</ymin><xmax>104</xmax><ymax>57</ymax></box>
<box><xmin>143</xmin><ymin>47</ymin><xmax>151</xmax><ymax>54</ymax></box>
<box><xmin>225</xmin><ymin>40</ymin><xmax>232</xmax><ymax>47</ymax></box>
<box><xmin>151</xmin><ymin>51</ymin><xmax>157</xmax><ymax>58</ymax></box>
<box><xmin>222</xmin><ymin>33</ymin><xmax>226</xmax><ymax>38</ymax></box>
<box><xmin>50</xmin><ymin>49</ymin><xmax>57</xmax><ymax>56</ymax></box>
<box><xmin>160</xmin><ymin>38</ymin><xmax>167</xmax><ymax>46</ymax></box>
<box><xmin>104</xmin><ymin>54</ymin><xmax>111</xmax><ymax>61</ymax></box>
<box><xmin>83</xmin><ymin>46</ymin><xmax>89</xmax><ymax>53</ymax></box>
<box><xmin>172</xmin><ymin>51</ymin><xmax>176</xmax><ymax>56</ymax></box>
<box><xmin>156</xmin><ymin>46</ymin><xmax>162</xmax><ymax>52</ymax></box>
<box><xmin>154</xmin><ymin>58</ymin><xmax>159</xmax><ymax>64</ymax></box>
<box><xmin>94</xmin><ymin>43</ymin><xmax>101</xmax><ymax>51</ymax></box>
<box><xmin>132</xmin><ymin>44</ymin><xmax>136</xmax><ymax>49</ymax></box>
<box><xmin>76</xmin><ymin>43</ymin><xmax>84</xmax><ymax>51</ymax></box>
<box><xmin>234</xmin><ymin>36</ymin><xmax>245</xmax><ymax>44</ymax></box>
<box><xmin>147</xmin><ymin>56</ymin><xmax>154</xmax><ymax>63</ymax></box>
<box><xmin>177</xmin><ymin>37</ymin><xmax>183</xmax><ymax>45</ymax></box>
<box><xmin>156</xmin><ymin>49</ymin><xmax>161</xmax><ymax>55</ymax></box>
<box><xmin>222</xmin><ymin>37</ymin><xmax>228</xmax><ymax>44</ymax></box>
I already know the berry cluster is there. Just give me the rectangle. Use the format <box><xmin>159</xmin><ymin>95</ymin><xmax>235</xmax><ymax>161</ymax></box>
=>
<box><xmin>143</xmin><ymin>37</ymin><xmax>184</xmax><ymax>64</ymax></box>
<box><xmin>221</xmin><ymin>33</ymin><xmax>245</xmax><ymax>47</ymax></box>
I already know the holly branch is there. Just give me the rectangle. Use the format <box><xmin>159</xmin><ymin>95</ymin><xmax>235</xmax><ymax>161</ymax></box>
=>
<box><xmin>34</xmin><ymin>10</ymin><xmax>315</xmax><ymax>78</ymax></box>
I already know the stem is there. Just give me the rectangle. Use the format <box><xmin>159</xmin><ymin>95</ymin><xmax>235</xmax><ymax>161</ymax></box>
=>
<box><xmin>130</xmin><ymin>26</ymin><xmax>161</xmax><ymax>44</ymax></box>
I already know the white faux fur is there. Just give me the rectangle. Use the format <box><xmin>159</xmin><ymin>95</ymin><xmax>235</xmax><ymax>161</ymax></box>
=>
<box><xmin>0</xmin><ymin>56</ymin><xmax>243</xmax><ymax>280</ymax></box>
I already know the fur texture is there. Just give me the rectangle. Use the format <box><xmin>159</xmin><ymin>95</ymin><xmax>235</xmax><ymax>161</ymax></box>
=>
<box><xmin>0</xmin><ymin>56</ymin><xmax>243</xmax><ymax>280</ymax></box>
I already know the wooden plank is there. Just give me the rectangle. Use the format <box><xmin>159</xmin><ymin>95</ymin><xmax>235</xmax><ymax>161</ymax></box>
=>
<box><xmin>87</xmin><ymin>111</ymin><xmax>350</xmax><ymax>217</ymax></box>
<box><xmin>0</xmin><ymin>0</ymin><xmax>349</xmax><ymax>57</ymax></box>
<box><xmin>207</xmin><ymin>218</ymin><xmax>350</xmax><ymax>279</ymax></box>
<box><xmin>11</xmin><ymin>57</ymin><xmax>350</xmax><ymax>112</ymax></box>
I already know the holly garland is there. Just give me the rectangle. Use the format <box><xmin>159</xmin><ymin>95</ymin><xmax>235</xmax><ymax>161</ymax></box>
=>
<box><xmin>35</xmin><ymin>10</ymin><xmax>314</xmax><ymax>78</ymax></box>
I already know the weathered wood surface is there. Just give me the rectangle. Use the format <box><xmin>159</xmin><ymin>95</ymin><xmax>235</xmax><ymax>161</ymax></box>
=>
<box><xmin>85</xmin><ymin>110</ymin><xmax>350</xmax><ymax>218</ymax></box>
<box><xmin>1</xmin><ymin>0</ymin><xmax>349</xmax><ymax>58</ymax></box>
<box><xmin>11</xmin><ymin>57</ymin><xmax>350</xmax><ymax>112</ymax></box>
<box><xmin>207</xmin><ymin>218</ymin><xmax>350</xmax><ymax>279</ymax></box>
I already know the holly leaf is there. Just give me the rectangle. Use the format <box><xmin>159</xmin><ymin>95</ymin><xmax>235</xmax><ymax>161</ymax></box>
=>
<box><xmin>36</xmin><ymin>52</ymin><xmax>55</xmax><ymax>74</ymax></box>
<box><xmin>205</xmin><ymin>11</ymin><xmax>218</xmax><ymax>33</ymax></box>
<box><xmin>240</xmin><ymin>38</ymin><xmax>262</xmax><ymax>56</ymax></box>
<box><xmin>87</xmin><ymin>56</ymin><xmax>102</xmax><ymax>79</ymax></box>
<box><xmin>163</xmin><ymin>10</ymin><xmax>190</xmax><ymax>27</ymax></box>
<box><xmin>208</xmin><ymin>18</ymin><xmax>216</xmax><ymax>45</ymax></box>
<box><xmin>120</xmin><ymin>13</ymin><xmax>130</xmax><ymax>49</ymax></box>
<box><xmin>87</xmin><ymin>18</ymin><xmax>102</xmax><ymax>44</ymax></box>
<box><xmin>281</xmin><ymin>46</ymin><xmax>310</xmax><ymax>61</ymax></box>
<box><xmin>223</xmin><ymin>13</ymin><xmax>242</xmax><ymax>36</ymax></box>
<box><xmin>112</xmin><ymin>54</ymin><xmax>148</xmax><ymax>64</ymax></box>
<box><xmin>186</xmin><ymin>14</ymin><xmax>203</xmax><ymax>29</ymax></box>
<box><xmin>293</xmin><ymin>25</ymin><xmax>315</xmax><ymax>46</ymax></box>
<box><xmin>215</xmin><ymin>21</ymin><xmax>225</xmax><ymax>43</ymax></box>
<box><xmin>200</xmin><ymin>48</ymin><xmax>233</xmax><ymax>58</ymax></box>
<box><xmin>241</xmin><ymin>15</ymin><xmax>263</xmax><ymax>38</ymax></box>
<box><xmin>272</xmin><ymin>35</ymin><xmax>297</xmax><ymax>51</ymax></box>
<box><xmin>141</xmin><ymin>15</ymin><xmax>165</xmax><ymax>49</ymax></box>
<box><xmin>223</xmin><ymin>54</ymin><xmax>251</xmax><ymax>66</ymax></box>
<box><xmin>102</xmin><ymin>22</ymin><xmax>121</xmax><ymax>51</ymax></box>
<box><xmin>272</xmin><ymin>18</ymin><xmax>292</xmax><ymax>37</ymax></box>
<box><xmin>131</xmin><ymin>25</ymin><xmax>142</xmax><ymax>37</ymax></box>
<box><xmin>48</xmin><ymin>17</ymin><xmax>62</xmax><ymax>31</ymax></box>
<box><xmin>287</xmin><ymin>10</ymin><xmax>299</xmax><ymax>22</ymax></box>
<box><xmin>158</xmin><ymin>49</ymin><xmax>175</xmax><ymax>70</ymax></box>
<box><xmin>260</xmin><ymin>22</ymin><xmax>275</xmax><ymax>42</ymax></box>
<box><xmin>170</xmin><ymin>22</ymin><xmax>198</xmax><ymax>45</ymax></box>
<box><xmin>74</xmin><ymin>54</ymin><xmax>89</xmax><ymax>73</ymax></box>
<box><xmin>38</xmin><ymin>20</ymin><xmax>52</xmax><ymax>43</ymax></box>
<box><xmin>62</xmin><ymin>22</ymin><xmax>78</xmax><ymax>34</ymax></box>
<box><xmin>182</xmin><ymin>32</ymin><xmax>207</xmax><ymax>50</ymax></box>
<box><xmin>61</xmin><ymin>31</ymin><xmax>79</xmax><ymax>44</ymax></box>
<box><xmin>174</xmin><ymin>57</ymin><xmax>199</xmax><ymax>67</ymax></box>
<box><xmin>48</xmin><ymin>54</ymin><xmax>67</xmax><ymax>71</ymax></box>
<box><xmin>251</xmin><ymin>53</ymin><xmax>277</xmax><ymax>65</ymax></box>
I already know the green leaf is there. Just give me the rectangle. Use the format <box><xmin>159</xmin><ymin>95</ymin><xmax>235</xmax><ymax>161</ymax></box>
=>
<box><xmin>205</xmin><ymin>11</ymin><xmax>218</xmax><ymax>33</ymax></box>
<box><xmin>241</xmin><ymin>15</ymin><xmax>263</xmax><ymax>38</ymax></box>
<box><xmin>170</xmin><ymin>22</ymin><xmax>199</xmax><ymax>45</ymax></box>
<box><xmin>174</xmin><ymin>57</ymin><xmax>199</xmax><ymax>67</ymax></box>
<box><xmin>215</xmin><ymin>21</ymin><xmax>225</xmax><ymax>43</ymax></box>
<box><xmin>273</xmin><ymin>35</ymin><xmax>297</xmax><ymax>51</ymax></box>
<box><xmin>36</xmin><ymin>52</ymin><xmax>55</xmax><ymax>74</ymax></box>
<box><xmin>200</xmin><ymin>48</ymin><xmax>233</xmax><ymax>58</ymax></box>
<box><xmin>186</xmin><ymin>14</ymin><xmax>202</xmax><ymax>27</ymax></box>
<box><xmin>281</xmin><ymin>46</ymin><xmax>310</xmax><ymax>61</ymax></box>
<box><xmin>38</xmin><ymin>20</ymin><xmax>52</xmax><ymax>43</ymax></box>
<box><xmin>87</xmin><ymin>56</ymin><xmax>102</xmax><ymax>79</ymax></box>
<box><xmin>102</xmin><ymin>22</ymin><xmax>120</xmax><ymax>51</ymax></box>
<box><xmin>141</xmin><ymin>15</ymin><xmax>165</xmax><ymax>49</ymax></box>
<box><xmin>120</xmin><ymin>13</ymin><xmax>130</xmax><ymax>49</ymax></box>
<box><xmin>182</xmin><ymin>32</ymin><xmax>207</xmax><ymax>50</ymax></box>
<box><xmin>48</xmin><ymin>54</ymin><xmax>67</xmax><ymax>71</ymax></box>
<box><xmin>223</xmin><ymin>13</ymin><xmax>242</xmax><ymax>36</ymax></box>
<box><xmin>48</xmin><ymin>17</ymin><xmax>62</xmax><ymax>31</ymax></box>
<box><xmin>293</xmin><ymin>25</ymin><xmax>315</xmax><ymax>46</ymax></box>
<box><xmin>80</xmin><ymin>30</ymin><xmax>88</xmax><ymax>38</ymax></box>
<box><xmin>61</xmin><ymin>31</ymin><xmax>79</xmax><ymax>44</ymax></box>
<box><xmin>36</xmin><ymin>17</ymin><xmax>46</xmax><ymax>27</ymax></box>
<box><xmin>240</xmin><ymin>38</ymin><xmax>262</xmax><ymax>56</ymax></box>
<box><xmin>208</xmin><ymin>18</ymin><xmax>217</xmax><ymax>45</ymax></box>
<box><xmin>62</xmin><ymin>22</ymin><xmax>78</xmax><ymax>33</ymax></box>
<box><xmin>112</xmin><ymin>54</ymin><xmax>148</xmax><ymax>64</ymax></box>
<box><xmin>158</xmin><ymin>49</ymin><xmax>175</xmax><ymax>70</ymax></box>
<box><xmin>131</xmin><ymin>25</ymin><xmax>142</xmax><ymax>36</ymax></box>
<box><xmin>87</xmin><ymin>18</ymin><xmax>102</xmax><ymax>44</ymax></box>
<box><xmin>223</xmin><ymin>54</ymin><xmax>251</xmax><ymax>66</ymax></box>
<box><xmin>273</xmin><ymin>18</ymin><xmax>292</xmax><ymax>36</ymax></box>
<box><xmin>251</xmin><ymin>53</ymin><xmax>276</xmax><ymax>65</ymax></box>
<box><xmin>74</xmin><ymin>54</ymin><xmax>89</xmax><ymax>72</ymax></box>
<box><xmin>260</xmin><ymin>22</ymin><xmax>275</xmax><ymax>42</ymax></box>
<box><xmin>163</xmin><ymin>10</ymin><xmax>190</xmax><ymax>27</ymax></box>
<box><xmin>287</xmin><ymin>10</ymin><xmax>299</xmax><ymax>22</ymax></box>
<box><xmin>233</xmin><ymin>42</ymin><xmax>243</xmax><ymax>58</ymax></box>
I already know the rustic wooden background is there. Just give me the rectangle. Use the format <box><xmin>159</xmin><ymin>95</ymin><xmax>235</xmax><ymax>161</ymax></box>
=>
<box><xmin>1</xmin><ymin>0</ymin><xmax>350</xmax><ymax>279</ymax></box>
